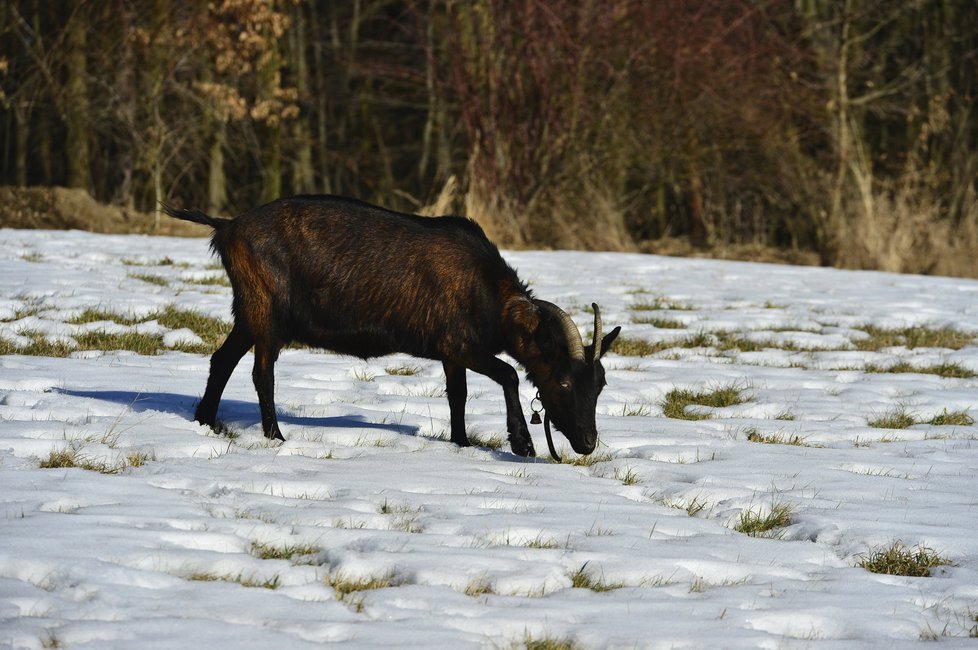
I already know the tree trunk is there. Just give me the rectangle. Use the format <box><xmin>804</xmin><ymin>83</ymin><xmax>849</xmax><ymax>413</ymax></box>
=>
<box><xmin>310</xmin><ymin>0</ymin><xmax>331</xmax><ymax>192</ymax></box>
<box><xmin>64</xmin><ymin>5</ymin><xmax>89</xmax><ymax>191</ymax></box>
<box><xmin>418</xmin><ymin>3</ymin><xmax>437</xmax><ymax>185</ymax></box>
<box><xmin>13</xmin><ymin>103</ymin><xmax>28</xmax><ymax>186</ymax></box>
<box><xmin>289</xmin><ymin>2</ymin><xmax>314</xmax><ymax>194</ymax></box>
<box><xmin>258</xmin><ymin>41</ymin><xmax>282</xmax><ymax>203</ymax></box>
<box><xmin>829</xmin><ymin>0</ymin><xmax>851</xmax><ymax>233</ymax></box>
<box><xmin>208</xmin><ymin>119</ymin><xmax>227</xmax><ymax>215</ymax></box>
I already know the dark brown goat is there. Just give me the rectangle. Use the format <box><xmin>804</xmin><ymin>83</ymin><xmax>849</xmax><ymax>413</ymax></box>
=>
<box><xmin>163</xmin><ymin>195</ymin><xmax>620</xmax><ymax>457</ymax></box>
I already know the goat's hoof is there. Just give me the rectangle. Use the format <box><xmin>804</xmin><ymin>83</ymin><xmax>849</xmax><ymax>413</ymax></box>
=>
<box><xmin>509</xmin><ymin>434</ymin><xmax>535</xmax><ymax>458</ymax></box>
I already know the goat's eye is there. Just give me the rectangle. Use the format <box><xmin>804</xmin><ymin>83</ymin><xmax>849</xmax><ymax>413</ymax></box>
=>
<box><xmin>559</xmin><ymin>379</ymin><xmax>572</xmax><ymax>390</ymax></box>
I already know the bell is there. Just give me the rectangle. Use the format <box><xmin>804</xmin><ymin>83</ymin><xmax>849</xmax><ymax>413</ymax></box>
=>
<box><xmin>530</xmin><ymin>411</ymin><xmax>542</xmax><ymax>425</ymax></box>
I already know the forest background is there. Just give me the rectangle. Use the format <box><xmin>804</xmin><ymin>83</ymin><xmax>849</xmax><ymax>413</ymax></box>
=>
<box><xmin>1</xmin><ymin>0</ymin><xmax>977</xmax><ymax>276</ymax></box>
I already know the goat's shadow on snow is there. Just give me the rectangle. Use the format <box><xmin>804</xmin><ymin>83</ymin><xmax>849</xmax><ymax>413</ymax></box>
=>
<box><xmin>54</xmin><ymin>388</ymin><xmax>419</xmax><ymax>437</ymax></box>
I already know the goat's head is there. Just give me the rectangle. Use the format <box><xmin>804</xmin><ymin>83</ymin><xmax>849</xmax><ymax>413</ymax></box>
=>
<box><xmin>519</xmin><ymin>300</ymin><xmax>621</xmax><ymax>456</ymax></box>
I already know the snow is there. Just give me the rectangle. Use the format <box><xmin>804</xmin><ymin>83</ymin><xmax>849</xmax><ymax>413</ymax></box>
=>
<box><xmin>1</xmin><ymin>228</ymin><xmax>977</xmax><ymax>648</ymax></box>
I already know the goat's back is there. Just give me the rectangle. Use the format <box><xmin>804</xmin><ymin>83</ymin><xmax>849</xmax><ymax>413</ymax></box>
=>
<box><xmin>212</xmin><ymin>195</ymin><xmax>526</xmax><ymax>359</ymax></box>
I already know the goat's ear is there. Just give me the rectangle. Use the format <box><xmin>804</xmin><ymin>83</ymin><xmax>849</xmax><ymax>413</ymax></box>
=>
<box><xmin>507</xmin><ymin>298</ymin><xmax>543</xmax><ymax>354</ymax></box>
<box><xmin>509</xmin><ymin>298</ymin><xmax>541</xmax><ymax>333</ymax></box>
<box><xmin>533</xmin><ymin>315</ymin><xmax>561</xmax><ymax>357</ymax></box>
<box><xmin>600</xmin><ymin>326</ymin><xmax>622</xmax><ymax>358</ymax></box>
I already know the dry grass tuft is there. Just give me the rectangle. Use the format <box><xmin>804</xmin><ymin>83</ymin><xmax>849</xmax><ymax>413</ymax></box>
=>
<box><xmin>662</xmin><ymin>384</ymin><xmax>750</xmax><ymax>420</ymax></box>
<box><xmin>858</xmin><ymin>542</ymin><xmax>951</xmax><ymax>577</ymax></box>
<box><xmin>735</xmin><ymin>504</ymin><xmax>794</xmax><ymax>537</ymax></box>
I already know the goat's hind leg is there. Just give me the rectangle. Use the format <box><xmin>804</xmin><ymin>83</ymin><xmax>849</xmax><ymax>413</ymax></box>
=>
<box><xmin>252</xmin><ymin>338</ymin><xmax>285</xmax><ymax>441</ymax></box>
<box><xmin>195</xmin><ymin>322</ymin><xmax>253</xmax><ymax>427</ymax></box>
<box><xmin>443</xmin><ymin>361</ymin><xmax>469</xmax><ymax>447</ymax></box>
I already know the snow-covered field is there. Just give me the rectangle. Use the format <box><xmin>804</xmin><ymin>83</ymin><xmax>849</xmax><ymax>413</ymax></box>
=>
<box><xmin>2</xmin><ymin>228</ymin><xmax>978</xmax><ymax>649</ymax></box>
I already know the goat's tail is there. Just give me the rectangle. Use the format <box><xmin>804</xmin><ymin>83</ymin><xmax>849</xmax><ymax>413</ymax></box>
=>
<box><xmin>160</xmin><ymin>203</ymin><xmax>230</xmax><ymax>230</ymax></box>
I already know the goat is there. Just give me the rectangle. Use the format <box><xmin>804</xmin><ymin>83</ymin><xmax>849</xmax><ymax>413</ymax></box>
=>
<box><xmin>163</xmin><ymin>195</ymin><xmax>621</xmax><ymax>458</ymax></box>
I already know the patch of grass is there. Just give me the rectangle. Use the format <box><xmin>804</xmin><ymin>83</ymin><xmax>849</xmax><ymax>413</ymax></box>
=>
<box><xmin>1</xmin><ymin>304</ymin><xmax>42</xmax><ymax>322</ymax></box>
<box><xmin>735</xmin><ymin>504</ymin><xmax>794</xmax><ymax>537</ymax></box>
<box><xmin>714</xmin><ymin>334</ymin><xmax>766</xmax><ymax>353</ymax></box>
<box><xmin>75</xmin><ymin>330</ymin><xmax>166</xmax><ymax>354</ymax></box>
<box><xmin>569</xmin><ymin>563</ymin><xmax>623</xmax><ymax>592</ymax></box>
<box><xmin>38</xmin><ymin>448</ymin><xmax>79</xmax><ymax>469</ymax></box>
<box><xmin>64</xmin><ymin>305</ymin><xmax>231</xmax><ymax>355</ymax></box>
<box><xmin>385</xmin><ymin>364</ymin><xmax>421</xmax><ymax>376</ymax></box>
<box><xmin>38</xmin><ymin>448</ymin><xmax>152</xmax><ymax>474</ymax></box>
<box><xmin>855</xmin><ymin>326</ymin><xmax>974</xmax><ymax>351</ymax></box>
<box><xmin>843</xmin><ymin>464</ymin><xmax>912</xmax><ymax>479</ymax></box>
<box><xmin>0</xmin><ymin>332</ymin><xmax>76</xmax><ymax>357</ymax></box>
<box><xmin>713</xmin><ymin>332</ymin><xmax>821</xmax><ymax>353</ymax></box>
<box><xmin>128</xmin><ymin>272</ymin><xmax>169</xmax><ymax>287</ymax></box>
<box><xmin>864</xmin><ymin>361</ymin><xmax>976</xmax><ymax>379</ymax></box>
<box><xmin>868</xmin><ymin>407</ymin><xmax>975</xmax><ymax>430</ymax></box>
<box><xmin>611</xmin><ymin>336</ymin><xmax>670</xmax><ymax>356</ymax></box>
<box><xmin>613</xmin><ymin>466</ymin><xmax>640</xmax><ymax>486</ymax></box>
<box><xmin>187</xmin><ymin>571</ymin><xmax>281</xmax><ymax>589</ymax></box>
<box><xmin>351</xmin><ymin>433</ymin><xmax>396</xmax><ymax>448</ymax></box>
<box><xmin>745</xmin><ymin>428</ymin><xmax>818</xmax><ymax>447</ymax></box>
<box><xmin>662</xmin><ymin>383</ymin><xmax>751</xmax><ymax>420</ymax></box>
<box><xmin>469</xmin><ymin>432</ymin><xmax>506</xmax><ymax>450</ymax></box>
<box><xmin>928</xmin><ymin>409</ymin><xmax>974</xmax><ymax>426</ymax></box>
<box><xmin>631</xmin><ymin>315</ymin><xmax>685</xmax><ymax>328</ymax></box>
<box><xmin>868</xmin><ymin>409</ymin><xmax>917</xmax><ymax>430</ymax></box>
<box><xmin>327</xmin><ymin>572</ymin><xmax>395</xmax><ymax>600</ymax></box>
<box><xmin>523</xmin><ymin>535</ymin><xmax>561</xmax><ymax>549</ymax></box>
<box><xmin>20</xmin><ymin>251</ymin><xmax>43</xmax><ymax>263</ymax></box>
<box><xmin>123</xmin><ymin>450</ymin><xmax>153</xmax><ymax>468</ymax></box>
<box><xmin>629</xmin><ymin>297</ymin><xmax>691</xmax><ymax>311</ymax></box>
<box><xmin>920</xmin><ymin>362</ymin><xmax>977</xmax><ymax>379</ymax></box>
<box><xmin>583</xmin><ymin>524</ymin><xmax>615</xmax><ymax>537</ymax></box>
<box><xmin>378</xmin><ymin>501</ymin><xmax>423</xmax><ymax>532</ymax></box>
<box><xmin>352</xmin><ymin>368</ymin><xmax>376</xmax><ymax>382</ymax></box>
<box><xmin>559</xmin><ymin>451</ymin><xmax>614</xmax><ymax>467</ymax></box>
<box><xmin>250</xmin><ymin>540</ymin><xmax>320</xmax><ymax>561</ymax></box>
<box><xmin>153</xmin><ymin>305</ymin><xmax>231</xmax><ymax>349</ymax></box>
<box><xmin>522</xmin><ymin>635</ymin><xmax>580</xmax><ymax>650</ymax></box>
<box><xmin>67</xmin><ymin>308</ymin><xmax>141</xmax><ymax>326</ymax></box>
<box><xmin>619</xmin><ymin>401</ymin><xmax>653</xmax><ymax>417</ymax></box>
<box><xmin>858</xmin><ymin>542</ymin><xmax>951</xmax><ymax>577</ymax></box>
<box><xmin>463</xmin><ymin>579</ymin><xmax>495</xmax><ymax>597</ymax></box>
<box><xmin>123</xmin><ymin>256</ymin><xmax>187</xmax><ymax>267</ymax></box>
<box><xmin>660</xmin><ymin>495</ymin><xmax>710</xmax><ymax>517</ymax></box>
<box><xmin>612</xmin><ymin>330</ymin><xmax>730</xmax><ymax>357</ymax></box>
<box><xmin>405</xmin><ymin>384</ymin><xmax>446</xmax><ymax>397</ymax></box>
<box><xmin>683</xmin><ymin>331</ymin><xmax>714</xmax><ymax>348</ymax></box>
<box><xmin>184</xmin><ymin>274</ymin><xmax>230</xmax><ymax>287</ymax></box>
<box><xmin>391</xmin><ymin>514</ymin><xmax>423</xmax><ymax>533</ymax></box>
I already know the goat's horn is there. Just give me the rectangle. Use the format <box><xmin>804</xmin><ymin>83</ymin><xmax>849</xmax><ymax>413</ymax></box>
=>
<box><xmin>534</xmin><ymin>300</ymin><xmax>585</xmax><ymax>362</ymax></box>
<box><xmin>591</xmin><ymin>303</ymin><xmax>603</xmax><ymax>362</ymax></box>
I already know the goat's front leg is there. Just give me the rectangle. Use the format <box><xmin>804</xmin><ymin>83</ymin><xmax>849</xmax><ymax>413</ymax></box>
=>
<box><xmin>443</xmin><ymin>361</ymin><xmax>469</xmax><ymax>447</ymax></box>
<box><xmin>463</xmin><ymin>355</ymin><xmax>536</xmax><ymax>457</ymax></box>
